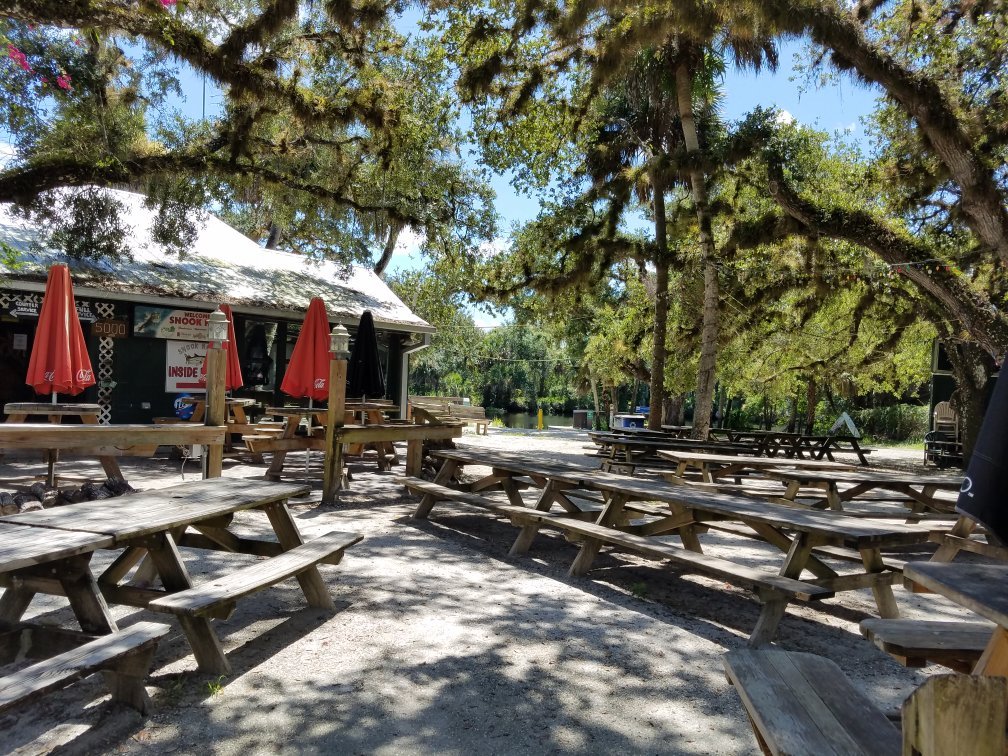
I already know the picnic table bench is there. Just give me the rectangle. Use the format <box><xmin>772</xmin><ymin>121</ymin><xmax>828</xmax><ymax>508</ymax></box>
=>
<box><xmin>724</xmin><ymin>650</ymin><xmax>1007</xmax><ymax>756</ymax></box>
<box><xmin>404</xmin><ymin>448</ymin><xmax>931</xmax><ymax>644</ymax></box>
<box><xmin>0</xmin><ymin>478</ymin><xmax>362</xmax><ymax>674</ymax></box>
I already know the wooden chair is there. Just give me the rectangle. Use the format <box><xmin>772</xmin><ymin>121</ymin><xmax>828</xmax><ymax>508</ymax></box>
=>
<box><xmin>933</xmin><ymin>401</ymin><xmax>959</xmax><ymax>438</ymax></box>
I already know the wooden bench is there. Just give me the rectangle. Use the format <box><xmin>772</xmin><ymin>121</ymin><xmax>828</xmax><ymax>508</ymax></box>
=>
<box><xmin>0</xmin><ymin>621</ymin><xmax>170</xmax><ymax>714</ymax></box>
<box><xmin>448</xmin><ymin>405</ymin><xmax>489</xmax><ymax>435</ymax></box>
<box><xmin>724</xmin><ymin>649</ymin><xmax>1007</xmax><ymax>756</ymax></box>
<box><xmin>859</xmin><ymin>618</ymin><xmax>994</xmax><ymax>672</ymax></box>
<box><xmin>404</xmin><ymin>478</ymin><xmax>833</xmax><ymax>645</ymax></box>
<box><xmin>149</xmin><ymin>531</ymin><xmax>362</xmax><ymax>621</ymax></box>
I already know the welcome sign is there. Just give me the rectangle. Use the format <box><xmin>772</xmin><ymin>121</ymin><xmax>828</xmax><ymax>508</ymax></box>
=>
<box><xmin>135</xmin><ymin>306</ymin><xmax>210</xmax><ymax>341</ymax></box>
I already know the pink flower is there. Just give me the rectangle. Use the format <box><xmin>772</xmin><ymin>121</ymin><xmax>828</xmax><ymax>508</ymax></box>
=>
<box><xmin>160</xmin><ymin>0</ymin><xmax>177</xmax><ymax>6</ymax></box>
<box><xmin>56</xmin><ymin>73</ymin><xmax>71</xmax><ymax>90</ymax></box>
<box><xmin>7</xmin><ymin>45</ymin><xmax>31</xmax><ymax>73</ymax></box>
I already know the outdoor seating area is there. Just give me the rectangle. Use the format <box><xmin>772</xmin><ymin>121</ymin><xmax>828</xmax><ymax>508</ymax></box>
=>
<box><xmin>2</xmin><ymin>8</ymin><xmax>1007</xmax><ymax>749</ymax></box>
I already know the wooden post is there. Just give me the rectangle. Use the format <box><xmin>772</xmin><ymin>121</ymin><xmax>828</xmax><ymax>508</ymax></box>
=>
<box><xmin>902</xmin><ymin>674</ymin><xmax>1006</xmax><ymax>755</ymax></box>
<box><xmin>203</xmin><ymin>344</ymin><xmax>226</xmax><ymax>479</ymax></box>
<box><xmin>322</xmin><ymin>356</ymin><xmax>348</xmax><ymax>504</ymax></box>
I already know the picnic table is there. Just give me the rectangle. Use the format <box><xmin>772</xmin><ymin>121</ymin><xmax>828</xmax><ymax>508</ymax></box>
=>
<box><xmin>902</xmin><ymin>561</ymin><xmax>1008</xmax><ymax>676</ymax></box>
<box><xmin>718</xmin><ymin>430</ymin><xmax>873</xmax><ymax>465</ymax></box>
<box><xmin>4</xmin><ymin>402</ymin><xmax>123</xmax><ymax>485</ymax></box>
<box><xmin>0</xmin><ymin>477</ymin><xmax>361</xmax><ymax>674</ymax></box>
<box><xmin>406</xmin><ymin>448</ymin><xmax>931</xmax><ymax>644</ymax></box>
<box><xmin>760</xmin><ymin>467</ymin><xmax>962</xmax><ymax>513</ymax></box>
<box><xmin>588</xmin><ymin>431</ymin><xmax>759</xmax><ymax>469</ymax></box>
<box><xmin>655</xmin><ymin>449</ymin><xmax>857</xmax><ymax>483</ymax></box>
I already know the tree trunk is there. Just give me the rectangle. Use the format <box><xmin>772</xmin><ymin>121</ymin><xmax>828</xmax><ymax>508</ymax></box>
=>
<box><xmin>786</xmin><ymin>395</ymin><xmax>799</xmax><ymax>433</ymax></box>
<box><xmin>648</xmin><ymin>168</ymin><xmax>669</xmax><ymax>431</ymax></box>
<box><xmin>373</xmin><ymin>219</ymin><xmax>405</xmax><ymax>278</ymax></box>
<box><xmin>265</xmin><ymin>222</ymin><xmax>282</xmax><ymax>249</ymax></box>
<box><xmin>676</xmin><ymin>62</ymin><xmax>720</xmax><ymax>440</ymax></box>
<box><xmin>664</xmin><ymin>392</ymin><xmax>685</xmax><ymax>426</ymax></box>
<box><xmin>590</xmin><ymin>377</ymin><xmax>601</xmax><ymax>414</ymax></box>
<box><xmin>805</xmin><ymin>378</ymin><xmax>817</xmax><ymax>435</ymax></box>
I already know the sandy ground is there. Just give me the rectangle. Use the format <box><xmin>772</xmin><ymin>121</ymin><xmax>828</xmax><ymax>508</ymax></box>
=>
<box><xmin>0</xmin><ymin>428</ymin><xmax>973</xmax><ymax>755</ymax></box>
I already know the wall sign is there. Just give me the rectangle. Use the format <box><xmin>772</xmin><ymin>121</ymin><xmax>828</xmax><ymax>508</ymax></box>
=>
<box><xmin>165</xmin><ymin>340</ymin><xmax>207</xmax><ymax>392</ymax></box>
<box><xmin>93</xmin><ymin>319</ymin><xmax>128</xmax><ymax>338</ymax></box>
<box><xmin>135</xmin><ymin>306</ymin><xmax>210</xmax><ymax>341</ymax></box>
<box><xmin>9</xmin><ymin>296</ymin><xmax>97</xmax><ymax>322</ymax></box>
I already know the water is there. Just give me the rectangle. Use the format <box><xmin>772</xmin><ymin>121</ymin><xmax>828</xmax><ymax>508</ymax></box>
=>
<box><xmin>498</xmin><ymin>412</ymin><xmax>575</xmax><ymax>429</ymax></box>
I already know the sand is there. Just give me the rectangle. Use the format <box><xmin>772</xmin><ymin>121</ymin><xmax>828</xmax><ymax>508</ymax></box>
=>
<box><xmin>0</xmin><ymin>427</ymin><xmax>971</xmax><ymax>755</ymax></box>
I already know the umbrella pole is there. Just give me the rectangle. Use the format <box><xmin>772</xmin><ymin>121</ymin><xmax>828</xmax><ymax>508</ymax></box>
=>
<box><xmin>48</xmin><ymin>391</ymin><xmax>57</xmax><ymax>485</ymax></box>
<box><xmin>306</xmin><ymin>398</ymin><xmax>313</xmax><ymax>479</ymax></box>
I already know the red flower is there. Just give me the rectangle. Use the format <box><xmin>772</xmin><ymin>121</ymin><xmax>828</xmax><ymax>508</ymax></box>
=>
<box><xmin>7</xmin><ymin>44</ymin><xmax>31</xmax><ymax>73</ymax></box>
<box><xmin>160</xmin><ymin>0</ymin><xmax>177</xmax><ymax>6</ymax></box>
<box><xmin>56</xmin><ymin>73</ymin><xmax>71</xmax><ymax>90</ymax></box>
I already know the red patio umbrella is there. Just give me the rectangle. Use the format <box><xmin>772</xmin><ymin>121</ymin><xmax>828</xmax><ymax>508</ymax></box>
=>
<box><xmin>199</xmin><ymin>304</ymin><xmax>244</xmax><ymax>391</ymax></box>
<box><xmin>25</xmin><ymin>264</ymin><xmax>96</xmax><ymax>399</ymax></box>
<box><xmin>280</xmin><ymin>297</ymin><xmax>331</xmax><ymax>402</ymax></box>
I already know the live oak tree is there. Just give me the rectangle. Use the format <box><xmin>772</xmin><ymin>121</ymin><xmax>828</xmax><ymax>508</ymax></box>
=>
<box><xmin>0</xmin><ymin>2</ymin><xmax>494</xmax><ymax>270</ymax></box>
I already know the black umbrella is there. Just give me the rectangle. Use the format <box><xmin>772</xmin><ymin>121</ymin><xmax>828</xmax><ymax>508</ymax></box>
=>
<box><xmin>346</xmin><ymin>311</ymin><xmax>386</xmax><ymax>400</ymax></box>
<box><xmin>957</xmin><ymin>361</ymin><xmax>1007</xmax><ymax>545</ymax></box>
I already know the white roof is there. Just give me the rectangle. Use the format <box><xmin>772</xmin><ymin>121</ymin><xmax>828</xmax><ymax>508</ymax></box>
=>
<box><xmin>0</xmin><ymin>187</ymin><xmax>432</xmax><ymax>333</ymax></box>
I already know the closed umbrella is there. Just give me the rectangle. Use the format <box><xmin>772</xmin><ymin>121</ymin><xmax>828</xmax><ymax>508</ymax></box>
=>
<box><xmin>26</xmin><ymin>264</ymin><xmax>96</xmax><ymax>400</ymax></box>
<box><xmin>280</xmin><ymin>297</ymin><xmax>331</xmax><ymax>402</ymax></box>
<box><xmin>346</xmin><ymin>311</ymin><xmax>386</xmax><ymax>400</ymax></box>
<box><xmin>957</xmin><ymin>363</ymin><xmax>1008</xmax><ymax>545</ymax></box>
<box><xmin>200</xmin><ymin>304</ymin><xmax>244</xmax><ymax>391</ymax></box>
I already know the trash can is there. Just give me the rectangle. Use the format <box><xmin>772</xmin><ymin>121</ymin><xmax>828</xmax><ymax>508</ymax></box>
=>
<box><xmin>573</xmin><ymin>409</ymin><xmax>589</xmax><ymax>429</ymax></box>
<box><xmin>614</xmin><ymin>414</ymin><xmax>646</xmax><ymax>429</ymax></box>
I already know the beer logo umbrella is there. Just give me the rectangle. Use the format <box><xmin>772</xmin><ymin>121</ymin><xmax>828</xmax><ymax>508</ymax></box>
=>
<box><xmin>346</xmin><ymin>310</ymin><xmax>386</xmax><ymax>400</ymax></box>
<box><xmin>25</xmin><ymin>264</ymin><xmax>96</xmax><ymax>400</ymax></box>
<box><xmin>280</xmin><ymin>297</ymin><xmax>331</xmax><ymax>402</ymax></box>
<box><xmin>199</xmin><ymin>304</ymin><xmax>244</xmax><ymax>391</ymax></box>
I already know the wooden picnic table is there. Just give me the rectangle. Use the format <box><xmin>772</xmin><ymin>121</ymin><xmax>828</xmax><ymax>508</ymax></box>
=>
<box><xmin>588</xmin><ymin>431</ymin><xmax>759</xmax><ymax>468</ymax></box>
<box><xmin>723</xmin><ymin>430</ymin><xmax>873</xmax><ymax>465</ymax></box>
<box><xmin>655</xmin><ymin>449</ymin><xmax>857</xmax><ymax>483</ymax></box>
<box><xmin>413</xmin><ymin>448</ymin><xmax>931</xmax><ymax>642</ymax></box>
<box><xmin>4</xmin><ymin>402</ymin><xmax>123</xmax><ymax>485</ymax></box>
<box><xmin>902</xmin><ymin>561</ymin><xmax>1008</xmax><ymax>676</ymax></box>
<box><xmin>760</xmin><ymin>467</ymin><xmax>962</xmax><ymax>513</ymax></box>
<box><xmin>0</xmin><ymin>477</ymin><xmax>360</xmax><ymax>674</ymax></box>
<box><xmin>0</xmin><ymin>422</ymin><xmax>226</xmax><ymax>484</ymax></box>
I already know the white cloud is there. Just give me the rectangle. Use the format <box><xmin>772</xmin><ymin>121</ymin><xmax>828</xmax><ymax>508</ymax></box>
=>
<box><xmin>775</xmin><ymin>110</ymin><xmax>796</xmax><ymax>126</ymax></box>
<box><xmin>477</xmin><ymin>237</ymin><xmax>509</xmax><ymax>259</ymax></box>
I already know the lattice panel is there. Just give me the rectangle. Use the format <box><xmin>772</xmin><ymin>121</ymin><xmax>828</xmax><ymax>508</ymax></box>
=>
<box><xmin>94</xmin><ymin>301</ymin><xmax>115</xmax><ymax>424</ymax></box>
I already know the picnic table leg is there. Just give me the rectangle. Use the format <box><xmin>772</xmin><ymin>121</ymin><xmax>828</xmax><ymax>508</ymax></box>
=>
<box><xmin>144</xmin><ymin>531</ymin><xmax>230</xmax><ymax>674</ymax></box>
<box><xmin>749</xmin><ymin>589</ymin><xmax>789</xmax><ymax>647</ymax></box>
<box><xmin>413</xmin><ymin>459</ymin><xmax>460</xmax><ymax>519</ymax></box>
<box><xmin>0</xmin><ymin>585</ymin><xmax>35</xmax><ymax>627</ymax></box>
<box><xmin>509</xmin><ymin>481</ymin><xmax>559</xmax><ymax>556</ymax></box>
<box><xmin>265</xmin><ymin>422</ymin><xmax>297</xmax><ymax>481</ymax></box>
<box><xmin>569</xmin><ymin>494</ymin><xmax>628</xmax><ymax>577</ymax></box>
<box><xmin>81</xmin><ymin>412</ymin><xmax>126</xmax><ymax>482</ymax></box>
<box><xmin>859</xmin><ymin>547</ymin><xmax>900</xmax><ymax>618</ymax></box>
<box><xmin>778</xmin><ymin>533</ymin><xmax>816</xmax><ymax>581</ymax></box>
<box><xmin>931</xmin><ymin>516</ymin><xmax>976</xmax><ymax>562</ymax></box>
<box><xmin>263</xmin><ymin>500</ymin><xmax>335</xmax><ymax>611</ymax></box>
<box><xmin>825</xmin><ymin>483</ymin><xmax>843</xmax><ymax>511</ymax></box>
<box><xmin>59</xmin><ymin>554</ymin><xmax>118</xmax><ymax>634</ymax></box>
<box><xmin>974</xmin><ymin>627</ymin><xmax>1008</xmax><ymax>676</ymax></box>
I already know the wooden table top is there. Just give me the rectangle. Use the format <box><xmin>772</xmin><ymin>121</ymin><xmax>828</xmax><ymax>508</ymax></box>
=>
<box><xmin>179</xmin><ymin>396</ymin><xmax>256</xmax><ymax>406</ymax></box>
<box><xmin>764</xmin><ymin>468</ymin><xmax>963</xmax><ymax>487</ymax></box>
<box><xmin>433</xmin><ymin>448</ymin><xmax>931</xmax><ymax>547</ymax></box>
<box><xmin>0</xmin><ymin>478</ymin><xmax>309</xmax><ymax>543</ymax></box>
<box><xmin>0</xmin><ymin>521</ymin><xmax>114</xmax><ymax>572</ymax></box>
<box><xmin>265</xmin><ymin>406</ymin><xmax>328</xmax><ymax>417</ymax></box>
<box><xmin>4</xmin><ymin>402</ymin><xmax>102</xmax><ymax>415</ymax></box>
<box><xmin>656</xmin><ymin>450</ymin><xmax>856</xmax><ymax>470</ymax></box>
<box><xmin>903</xmin><ymin>562</ymin><xmax>1008</xmax><ymax>628</ymax></box>
<box><xmin>0</xmin><ymin>424</ymin><xmax>226</xmax><ymax>448</ymax></box>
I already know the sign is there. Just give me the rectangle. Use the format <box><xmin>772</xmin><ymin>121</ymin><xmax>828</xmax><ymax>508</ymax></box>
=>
<box><xmin>8</xmin><ymin>296</ymin><xmax>97</xmax><ymax>322</ymax></box>
<box><xmin>165</xmin><ymin>340</ymin><xmax>207</xmax><ymax>392</ymax></box>
<box><xmin>135</xmin><ymin>306</ymin><xmax>210</xmax><ymax>341</ymax></box>
<box><xmin>12</xmin><ymin>333</ymin><xmax>26</xmax><ymax>351</ymax></box>
<box><xmin>93</xmin><ymin>319</ymin><xmax>128</xmax><ymax>338</ymax></box>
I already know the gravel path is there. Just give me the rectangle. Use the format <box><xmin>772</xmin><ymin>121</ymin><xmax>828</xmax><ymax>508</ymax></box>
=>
<box><xmin>0</xmin><ymin>429</ymin><xmax>970</xmax><ymax>754</ymax></box>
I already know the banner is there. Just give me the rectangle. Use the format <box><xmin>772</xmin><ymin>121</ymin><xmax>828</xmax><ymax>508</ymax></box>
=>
<box><xmin>135</xmin><ymin>306</ymin><xmax>210</xmax><ymax>340</ymax></box>
<box><xmin>165</xmin><ymin>340</ymin><xmax>207</xmax><ymax>392</ymax></box>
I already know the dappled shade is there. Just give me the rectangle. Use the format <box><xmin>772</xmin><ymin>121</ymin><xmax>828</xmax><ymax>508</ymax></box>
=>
<box><xmin>280</xmin><ymin>297</ymin><xmax>331</xmax><ymax>402</ymax></box>
<box><xmin>25</xmin><ymin>263</ymin><xmax>95</xmax><ymax>397</ymax></box>
<box><xmin>957</xmin><ymin>364</ymin><xmax>1008</xmax><ymax>544</ymax></box>
<box><xmin>346</xmin><ymin>310</ymin><xmax>385</xmax><ymax>400</ymax></box>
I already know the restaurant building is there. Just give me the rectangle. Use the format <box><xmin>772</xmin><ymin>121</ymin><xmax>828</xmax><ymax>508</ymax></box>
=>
<box><xmin>0</xmin><ymin>188</ymin><xmax>432</xmax><ymax>423</ymax></box>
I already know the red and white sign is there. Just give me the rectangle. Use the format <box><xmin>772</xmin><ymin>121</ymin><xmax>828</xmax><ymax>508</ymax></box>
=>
<box><xmin>166</xmin><ymin>340</ymin><xmax>208</xmax><ymax>392</ymax></box>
